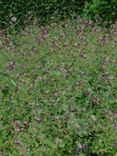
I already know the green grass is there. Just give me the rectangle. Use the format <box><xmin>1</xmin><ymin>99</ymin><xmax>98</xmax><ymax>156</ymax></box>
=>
<box><xmin>0</xmin><ymin>20</ymin><xmax>117</xmax><ymax>156</ymax></box>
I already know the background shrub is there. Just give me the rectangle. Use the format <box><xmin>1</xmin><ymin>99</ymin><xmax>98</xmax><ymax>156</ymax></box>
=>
<box><xmin>0</xmin><ymin>0</ymin><xmax>117</xmax><ymax>28</ymax></box>
<box><xmin>83</xmin><ymin>0</ymin><xmax>117</xmax><ymax>24</ymax></box>
<box><xmin>0</xmin><ymin>0</ymin><xmax>84</xmax><ymax>29</ymax></box>
<box><xmin>0</xmin><ymin>0</ymin><xmax>117</xmax><ymax>29</ymax></box>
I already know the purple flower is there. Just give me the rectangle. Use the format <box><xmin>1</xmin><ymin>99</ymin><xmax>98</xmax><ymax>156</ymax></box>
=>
<box><xmin>7</xmin><ymin>62</ymin><xmax>15</xmax><ymax>70</ymax></box>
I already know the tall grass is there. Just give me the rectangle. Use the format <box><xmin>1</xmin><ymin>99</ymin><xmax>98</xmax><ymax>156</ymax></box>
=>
<box><xmin>0</xmin><ymin>19</ymin><xmax>117</xmax><ymax>155</ymax></box>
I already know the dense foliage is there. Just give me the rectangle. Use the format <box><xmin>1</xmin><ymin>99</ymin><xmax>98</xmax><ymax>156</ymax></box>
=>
<box><xmin>0</xmin><ymin>20</ymin><xmax>117</xmax><ymax>155</ymax></box>
<box><xmin>0</xmin><ymin>0</ymin><xmax>117</xmax><ymax>29</ymax></box>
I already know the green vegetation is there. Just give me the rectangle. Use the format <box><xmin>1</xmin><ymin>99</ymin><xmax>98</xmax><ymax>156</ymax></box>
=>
<box><xmin>0</xmin><ymin>0</ymin><xmax>117</xmax><ymax>29</ymax></box>
<box><xmin>0</xmin><ymin>20</ymin><xmax>117</xmax><ymax>155</ymax></box>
